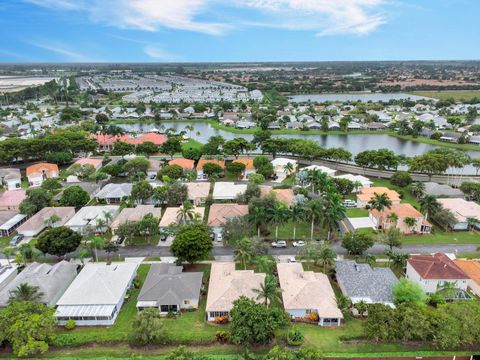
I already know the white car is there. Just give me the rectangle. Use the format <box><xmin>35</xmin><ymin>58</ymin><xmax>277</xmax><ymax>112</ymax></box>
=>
<box><xmin>293</xmin><ymin>241</ymin><xmax>306</xmax><ymax>247</ymax></box>
<box><xmin>216</xmin><ymin>233</ymin><xmax>223</xmax><ymax>242</ymax></box>
<box><xmin>271</xmin><ymin>241</ymin><xmax>287</xmax><ymax>248</ymax></box>
<box><xmin>287</xmin><ymin>256</ymin><xmax>297</xmax><ymax>263</ymax></box>
<box><xmin>343</xmin><ymin>199</ymin><xmax>357</xmax><ymax>208</ymax></box>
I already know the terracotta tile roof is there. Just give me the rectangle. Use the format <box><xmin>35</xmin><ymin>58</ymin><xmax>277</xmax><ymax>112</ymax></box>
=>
<box><xmin>207</xmin><ymin>203</ymin><xmax>248</xmax><ymax>227</ymax></box>
<box><xmin>93</xmin><ymin>132</ymin><xmax>167</xmax><ymax>146</ymax></box>
<box><xmin>169</xmin><ymin>158</ymin><xmax>195</xmax><ymax>170</ymax></box>
<box><xmin>233</xmin><ymin>159</ymin><xmax>255</xmax><ymax>170</ymax></box>
<box><xmin>260</xmin><ymin>187</ymin><xmax>295</xmax><ymax>207</ymax></box>
<box><xmin>371</xmin><ymin>203</ymin><xmax>423</xmax><ymax>219</ymax></box>
<box><xmin>73</xmin><ymin>158</ymin><xmax>102</xmax><ymax>168</ymax></box>
<box><xmin>196</xmin><ymin>159</ymin><xmax>225</xmax><ymax>170</ymax></box>
<box><xmin>26</xmin><ymin>163</ymin><xmax>59</xmax><ymax>177</ymax></box>
<box><xmin>357</xmin><ymin>186</ymin><xmax>400</xmax><ymax>203</ymax></box>
<box><xmin>408</xmin><ymin>253</ymin><xmax>470</xmax><ymax>280</ymax></box>
<box><xmin>454</xmin><ymin>260</ymin><xmax>480</xmax><ymax>285</ymax></box>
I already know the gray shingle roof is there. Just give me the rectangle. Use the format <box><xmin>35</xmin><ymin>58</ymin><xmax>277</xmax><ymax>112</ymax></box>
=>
<box><xmin>138</xmin><ymin>264</ymin><xmax>202</xmax><ymax>306</ymax></box>
<box><xmin>335</xmin><ymin>260</ymin><xmax>398</xmax><ymax>304</ymax></box>
<box><xmin>424</xmin><ymin>182</ymin><xmax>464</xmax><ymax>198</ymax></box>
<box><xmin>95</xmin><ymin>183</ymin><xmax>132</xmax><ymax>199</ymax></box>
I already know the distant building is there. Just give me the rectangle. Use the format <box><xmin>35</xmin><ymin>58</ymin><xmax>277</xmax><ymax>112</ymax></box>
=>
<box><xmin>0</xmin><ymin>168</ymin><xmax>21</xmax><ymax>190</ymax></box>
<box><xmin>26</xmin><ymin>163</ymin><xmax>59</xmax><ymax>187</ymax></box>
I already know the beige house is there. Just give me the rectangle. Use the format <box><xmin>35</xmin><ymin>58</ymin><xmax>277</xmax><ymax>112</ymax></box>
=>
<box><xmin>184</xmin><ymin>182</ymin><xmax>211</xmax><ymax>206</ymax></box>
<box><xmin>369</xmin><ymin>203</ymin><xmax>431</xmax><ymax>234</ymax></box>
<box><xmin>110</xmin><ymin>205</ymin><xmax>162</xmax><ymax>234</ymax></box>
<box><xmin>205</xmin><ymin>262</ymin><xmax>265</xmax><ymax>321</ymax></box>
<box><xmin>207</xmin><ymin>203</ymin><xmax>249</xmax><ymax>235</ymax></box>
<box><xmin>0</xmin><ymin>190</ymin><xmax>27</xmax><ymax>211</ymax></box>
<box><xmin>159</xmin><ymin>206</ymin><xmax>205</xmax><ymax>229</ymax></box>
<box><xmin>277</xmin><ymin>263</ymin><xmax>343</xmax><ymax>326</ymax></box>
<box><xmin>260</xmin><ymin>186</ymin><xmax>295</xmax><ymax>207</ymax></box>
<box><xmin>17</xmin><ymin>206</ymin><xmax>76</xmax><ymax>237</ymax></box>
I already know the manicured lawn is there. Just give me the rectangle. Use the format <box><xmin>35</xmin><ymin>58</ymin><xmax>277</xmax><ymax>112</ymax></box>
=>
<box><xmin>266</xmin><ymin>221</ymin><xmax>325</xmax><ymax>241</ymax></box>
<box><xmin>409</xmin><ymin>90</ymin><xmax>480</xmax><ymax>101</ymax></box>
<box><xmin>181</xmin><ymin>138</ymin><xmax>203</xmax><ymax>152</ymax></box>
<box><xmin>402</xmin><ymin>229</ymin><xmax>480</xmax><ymax>245</ymax></box>
<box><xmin>345</xmin><ymin>208</ymin><xmax>369</xmax><ymax>218</ymax></box>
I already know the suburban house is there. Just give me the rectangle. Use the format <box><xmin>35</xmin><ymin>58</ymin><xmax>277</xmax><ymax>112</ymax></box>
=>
<box><xmin>94</xmin><ymin>132</ymin><xmax>167</xmax><ymax>151</ymax></box>
<box><xmin>232</xmin><ymin>159</ymin><xmax>256</xmax><ymax>180</ymax></box>
<box><xmin>205</xmin><ymin>262</ymin><xmax>265</xmax><ymax>321</ymax></box>
<box><xmin>110</xmin><ymin>205</ymin><xmax>162</xmax><ymax>234</ymax></box>
<box><xmin>277</xmin><ymin>263</ymin><xmax>343</xmax><ymax>326</ymax></box>
<box><xmin>271</xmin><ymin>158</ymin><xmax>298</xmax><ymax>182</ymax></box>
<box><xmin>335</xmin><ymin>260</ymin><xmax>399</xmax><ymax>307</ymax></box>
<box><xmin>137</xmin><ymin>264</ymin><xmax>203</xmax><ymax>314</ymax></box>
<box><xmin>159</xmin><ymin>206</ymin><xmax>205</xmax><ymax>230</ymax></box>
<box><xmin>343</xmin><ymin>216</ymin><xmax>377</xmax><ymax>232</ymax></box>
<box><xmin>0</xmin><ymin>261</ymin><xmax>77</xmax><ymax>307</ymax></box>
<box><xmin>17</xmin><ymin>206</ymin><xmax>76</xmax><ymax>237</ymax></box>
<box><xmin>369</xmin><ymin>203</ymin><xmax>432</xmax><ymax>234</ymax></box>
<box><xmin>0</xmin><ymin>189</ymin><xmax>27</xmax><ymax>211</ymax></box>
<box><xmin>0</xmin><ymin>264</ymin><xmax>18</xmax><ymax>292</ymax></box>
<box><xmin>95</xmin><ymin>183</ymin><xmax>133</xmax><ymax>204</ymax></box>
<box><xmin>0</xmin><ymin>211</ymin><xmax>27</xmax><ymax>237</ymax></box>
<box><xmin>26</xmin><ymin>162</ymin><xmax>59</xmax><ymax>187</ymax></box>
<box><xmin>334</xmin><ymin>174</ymin><xmax>372</xmax><ymax>192</ymax></box>
<box><xmin>196</xmin><ymin>159</ymin><xmax>225</xmax><ymax>180</ymax></box>
<box><xmin>72</xmin><ymin>158</ymin><xmax>103</xmax><ymax>171</ymax></box>
<box><xmin>260</xmin><ymin>186</ymin><xmax>296</xmax><ymax>207</ymax></box>
<box><xmin>56</xmin><ymin>262</ymin><xmax>138</xmax><ymax>326</ymax></box>
<box><xmin>356</xmin><ymin>187</ymin><xmax>401</xmax><ymax>208</ymax></box>
<box><xmin>168</xmin><ymin>158</ymin><xmax>195</xmax><ymax>171</ymax></box>
<box><xmin>406</xmin><ymin>253</ymin><xmax>470</xmax><ymax>293</ymax></box>
<box><xmin>301</xmin><ymin>165</ymin><xmax>336</xmax><ymax>177</ymax></box>
<box><xmin>64</xmin><ymin>205</ymin><xmax>119</xmax><ymax>234</ymax></box>
<box><xmin>0</xmin><ymin>168</ymin><xmax>21</xmax><ymax>190</ymax></box>
<box><xmin>454</xmin><ymin>260</ymin><xmax>480</xmax><ymax>297</ymax></box>
<box><xmin>147</xmin><ymin>159</ymin><xmax>162</xmax><ymax>180</ymax></box>
<box><xmin>423</xmin><ymin>182</ymin><xmax>464</xmax><ymax>198</ymax></box>
<box><xmin>439</xmin><ymin>132</ymin><xmax>461</xmax><ymax>143</ymax></box>
<box><xmin>184</xmin><ymin>182</ymin><xmax>210</xmax><ymax>205</ymax></box>
<box><xmin>212</xmin><ymin>182</ymin><xmax>247</xmax><ymax>201</ymax></box>
<box><xmin>437</xmin><ymin>198</ymin><xmax>480</xmax><ymax>230</ymax></box>
<box><xmin>207</xmin><ymin>203</ymin><xmax>249</xmax><ymax>236</ymax></box>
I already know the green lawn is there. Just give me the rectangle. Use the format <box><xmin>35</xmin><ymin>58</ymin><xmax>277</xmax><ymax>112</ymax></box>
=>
<box><xmin>402</xmin><ymin>229</ymin><xmax>480</xmax><ymax>245</ymax></box>
<box><xmin>266</xmin><ymin>221</ymin><xmax>325</xmax><ymax>241</ymax></box>
<box><xmin>409</xmin><ymin>90</ymin><xmax>480</xmax><ymax>101</ymax></box>
<box><xmin>0</xmin><ymin>235</ymin><xmax>14</xmax><ymax>249</ymax></box>
<box><xmin>345</xmin><ymin>208</ymin><xmax>369</xmax><ymax>218</ymax></box>
<box><xmin>181</xmin><ymin>138</ymin><xmax>203</xmax><ymax>152</ymax></box>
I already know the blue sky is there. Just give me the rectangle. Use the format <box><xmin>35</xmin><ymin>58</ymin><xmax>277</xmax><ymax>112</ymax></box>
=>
<box><xmin>0</xmin><ymin>0</ymin><xmax>479</xmax><ymax>62</ymax></box>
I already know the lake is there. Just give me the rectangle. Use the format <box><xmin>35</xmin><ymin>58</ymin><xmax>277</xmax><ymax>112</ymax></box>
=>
<box><xmin>288</xmin><ymin>93</ymin><xmax>435</xmax><ymax>103</ymax></box>
<box><xmin>118</xmin><ymin>122</ymin><xmax>480</xmax><ymax>174</ymax></box>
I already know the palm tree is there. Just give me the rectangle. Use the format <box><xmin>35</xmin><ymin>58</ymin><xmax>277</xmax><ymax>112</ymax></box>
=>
<box><xmin>306</xmin><ymin>199</ymin><xmax>324</xmax><ymax>241</ymax></box>
<box><xmin>411</xmin><ymin>182</ymin><xmax>426</xmax><ymax>198</ymax></box>
<box><xmin>404</xmin><ymin>217</ymin><xmax>417</xmax><ymax>233</ymax></box>
<box><xmin>95</xmin><ymin>218</ymin><xmax>107</xmax><ymax>233</ymax></box>
<box><xmin>467</xmin><ymin>217</ymin><xmax>478</xmax><ymax>232</ymax></box>
<box><xmin>368</xmin><ymin>192</ymin><xmax>392</xmax><ymax>212</ymax></box>
<box><xmin>270</xmin><ymin>203</ymin><xmax>290</xmax><ymax>241</ymax></box>
<box><xmin>419</xmin><ymin>195</ymin><xmax>440</xmax><ymax>221</ymax></box>
<box><xmin>253</xmin><ymin>256</ymin><xmax>276</xmax><ymax>274</ymax></box>
<box><xmin>44</xmin><ymin>214</ymin><xmax>61</xmax><ymax>228</ymax></box>
<box><xmin>103</xmin><ymin>211</ymin><xmax>113</xmax><ymax>224</ymax></box>
<box><xmin>2</xmin><ymin>247</ymin><xmax>14</xmax><ymax>266</ymax></box>
<box><xmin>252</xmin><ymin>274</ymin><xmax>282</xmax><ymax>309</ymax></box>
<box><xmin>318</xmin><ymin>245</ymin><xmax>337</xmax><ymax>273</ymax></box>
<box><xmin>248</xmin><ymin>207</ymin><xmax>266</xmax><ymax>238</ymax></box>
<box><xmin>78</xmin><ymin>247</ymin><xmax>90</xmax><ymax>265</ymax></box>
<box><xmin>89</xmin><ymin>237</ymin><xmax>105</xmax><ymax>262</ymax></box>
<box><xmin>323</xmin><ymin>192</ymin><xmax>346</xmax><ymax>241</ymax></box>
<box><xmin>185</xmin><ymin>125</ymin><xmax>194</xmax><ymax>138</ymax></box>
<box><xmin>177</xmin><ymin>201</ymin><xmax>195</xmax><ymax>224</ymax></box>
<box><xmin>353</xmin><ymin>180</ymin><xmax>363</xmax><ymax>193</ymax></box>
<box><xmin>8</xmin><ymin>283</ymin><xmax>44</xmax><ymax>303</ymax></box>
<box><xmin>284</xmin><ymin>162</ymin><xmax>294</xmax><ymax>176</ymax></box>
<box><xmin>234</xmin><ymin>238</ymin><xmax>253</xmax><ymax>270</ymax></box>
<box><xmin>290</xmin><ymin>204</ymin><xmax>304</xmax><ymax>241</ymax></box>
<box><xmin>365</xmin><ymin>253</ymin><xmax>376</xmax><ymax>266</ymax></box>
<box><xmin>387</xmin><ymin>212</ymin><xmax>399</xmax><ymax>226</ymax></box>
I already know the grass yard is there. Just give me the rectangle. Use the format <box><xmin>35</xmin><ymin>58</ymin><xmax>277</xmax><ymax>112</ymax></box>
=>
<box><xmin>266</xmin><ymin>221</ymin><xmax>325</xmax><ymax>241</ymax></box>
<box><xmin>181</xmin><ymin>138</ymin><xmax>203</xmax><ymax>152</ymax></box>
<box><xmin>402</xmin><ymin>229</ymin><xmax>480</xmax><ymax>245</ymax></box>
<box><xmin>345</xmin><ymin>208</ymin><xmax>369</xmax><ymax>218</ymax></box>
<box><xmin>409</xmin><ymin>90</ymin><xmax>480</xmax><ymax>101</ymax></box>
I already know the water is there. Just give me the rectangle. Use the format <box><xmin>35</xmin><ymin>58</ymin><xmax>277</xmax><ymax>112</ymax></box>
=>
<box><xmin>288</xmin><ymin>93</ymin><xmax>435</xmax><ymax>103</ymax></box>
<box><xmin>117</xmin><ymin>121</ymin><xmax>480</xmax><ymax>174</ymax></box>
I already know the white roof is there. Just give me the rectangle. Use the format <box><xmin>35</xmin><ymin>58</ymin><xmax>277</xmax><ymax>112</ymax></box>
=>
<box><xmin>334</xmin><ymin>174</ymin><xmax>372</xmax><ymax>186</ymax></box>
<box><xmin>65</xmin><ymin>206</ymin><xmax>119</xmax><ymax>228</ymax></box>
<box><xmin>0</xmin><ymin>214</ymin><xmax>26</xmax><ymax>230</ymax></box>
<box><xmin>271</xmin><ymin>158</ymin><xmax>297</xmax><ymax>167</ymax></box>
<box><xmin>212</xmin><ymin>182</ymin><xmax>247</xmax><ymax>200</ymax></box>
<box><xmin>301</xmin><ymin>165</ymin><xmax>336</xmax><ymax>176</ymax></box>
<box><xmin>346</xmin><ymin>217</ymin><xmax>376</xmax><ymax>230</ymax></box>
<box><xmin>56</xmin><ymin>262</ymin><xmax>138</xmax><ymax>306</ymax></box>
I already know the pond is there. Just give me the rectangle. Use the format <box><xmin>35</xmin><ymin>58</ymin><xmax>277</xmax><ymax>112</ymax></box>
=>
<box><xmin>288</xmin><ymin>93</ymin><xmax>435</xmax><ymax>103</ymax></box>
<box><xmin>117</xmin><ymin>122</ymin><xmax>480</xmax><ymax>174</ymax></box>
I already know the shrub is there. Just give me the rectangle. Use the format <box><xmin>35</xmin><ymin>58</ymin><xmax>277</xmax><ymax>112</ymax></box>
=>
<box><xmin>215</xmin><ymin>331</ymin><xmax>230</xmax><ymax>343</ymax></box>
<box><xmin>287</xmin><ymin>326</ymin><xmax>304</xmax><ymax>346</ymax></box>
<box><xmin>213</xmin><ymin>316</ymin><xmax>229</xmax><ymax>324</ymax></box>
<box><xmin>306</xmin><ymin>312</ymin><xmax>319</xmax><ymax>322</ymax></box>
<box><xmin>390</xmin><ymin>171</ymin><xmax>412</xmax><ymax>187</ymax></box>
<box><xmin>64</xmin><ymin>319</ymin><xmax>76</xmax><ymax>330</ymax></box>
<box><xmin>269</xmin><ymin>307</ymin><xmax>291</xmax><ymax>328</ymax></box>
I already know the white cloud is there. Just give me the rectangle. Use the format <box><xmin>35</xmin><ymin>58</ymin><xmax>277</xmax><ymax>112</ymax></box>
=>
<box><xmin>27</xmin><ymin>41</ymin><xmax>94</xmax><ymax>62</ymax></box>
<box><xmin>143</xmin><ymin>44</ymin><xmax>182</xmax><ymax>61</ymax></box>
<box><xmin>26</xmin><ymin>0</ymin><xmax>388</xmax><ymax>36</ymax></box>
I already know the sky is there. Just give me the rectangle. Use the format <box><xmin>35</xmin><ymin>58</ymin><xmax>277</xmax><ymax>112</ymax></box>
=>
<box><xmin>0</xmin><ymin>0</ymin><xmax>479</xmax><ymax>63</ymax></box>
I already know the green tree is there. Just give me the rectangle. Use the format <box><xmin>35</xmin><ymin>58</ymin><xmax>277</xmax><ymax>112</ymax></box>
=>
<box><xmin>112</xmin><ymin>141</ymin><xmax>135</xmax><ymax>157</ymax></box>
<box><xmin>419</xmin><ymin>194</ymin><xmax>440</xmax><ymax>221</ymax></box>
<box><xmin>253</xmin><ymin>155</ymin><xmax>274</xmax><ymax>178</ymax></box>
<box><xmin>60</xmin><ymin>185</ymin><xmax>90</xmax><ymax>207</ymax></box>
<box><xmin>411</xmin><ymin>181</ymin><xmax>426</xmax><ymax>198</ymax></box>
<box><xmin>40</xmin><ymin>178</ymin><xmax>62</xmax><ymax>191</ymax></box>
<box><xmin>129</xmin><ymin>308</ymin><xmax>165</xmax><ymax>345</ymax></box>
<box><xmin>135</xmin><ymin>142</ymin><xmax>158</xmax><ymax>157</ymax></box>
<box><xmin>158</xmin><ymin>164</ymin><xmax>183</xmax><ymax>180</ymax></box>
<box><xmin>377</xmin><ymin>227</ymin><xmax>402</xmax><ymax>251</ymax></box>
<box><xmin>19</xmin><ymin>188</ymin><xmax>52</xmax><ymax>216</ymax></box>
<box><xmin>165</xmin><ymin>346</ymin><xmax>194</xmax><ymax>360</ymax></box>
<box><xmin>202</xmin><ymin>162</ymin><xmax>223</xmax><ymax>178</ymax></box>
<box><xmin>36</xmin><ymin>226</ymin><xmax>82</xmax><ymax>258</ymax></box>
<box><xmin>123</xmin><ymin>157</ymin><xmax>150</xmax><ymax>176</ymax></box>
<box><xmin>8</xmin><ymin>283</ymin><xmax>44</xmax><ymax>303</ymax></box>
<box><xmin>306</xmin><ymin>199</ymin><xmax>323</xmax><ymax>241</ymax></box>
<box><xmin>171</xmin><ymin>223</ymin><xmax>213</xmax><ymax>264</ymax></box>
<box><xmin>392</xmin><ymin>278</ymin><xmax>427</xmax><ymax>306</ymax></box>
<box><xmin>390</xmin><ymin>171</ymin><xmax>412</xmax><ymax>187</ymax></box>
<box><xmin>253</xmin><ymin>274</ymin><xmax>282</xmax><ymax>308</ymax></box>
<box><xmin>226</xmin><ymin>161</ymin><xmax>246</xmax><ymax>180</ymax></box>
<box><xmin>131</xmin><ymin>180</ymin><xmax>153</xmax><ymax>204</ymax></box>
<box><xmin>368</xmin><ymin>192</ymin><xmax>392</xmax><ymax>212</ymax></box>
<box><xmin>270</xmin><ymin>203</ymin><xmax>290</xmax><ymax>241</ymax></box>
<box><xmin>341</xmin><ymin>231</ymin><xmax>374</xmax><ymax>256</ymax></box>
<box><xmin>234</xmin><ymin>238</ymin><xmax>254</xmax><ymax>270</ymax></box>
<box><xmin>161</xmin><ymin>136</ymin><xmax>182</xmax><ymax>158</ymax></box>
<box><xmin>290</xmin><ymin>204</ymin><xmax>304</xmax><ymax>241</ymax></box>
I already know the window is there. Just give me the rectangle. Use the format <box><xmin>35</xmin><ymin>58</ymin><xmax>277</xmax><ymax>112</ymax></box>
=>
<box><xmin>184</xmin><ymin>300</ymin><xmax>190</xmax><ymax>305</ymax></box>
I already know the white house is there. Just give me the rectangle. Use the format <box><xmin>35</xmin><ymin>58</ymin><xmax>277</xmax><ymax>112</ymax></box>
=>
<box><xmin>334</xmin><ymin>174</ymin><xmax>372</xmax><ymax>192</ymax></box>
<box><xmin>0</xmin><ymin>168</ymin><xmax>21</xmax><ymax>190</ymax></box>
<box><xmin>56</xmin><ymin>262</ymin><xmax>138</xmax><ymax>326</ymax></box>
<box><xmin>212</xmin><ymin>182</ymin><xmax>247</xmax><ymax>201</ymax></box>
<box><xmin>271</xmin><ymin>158</ymin><xmax>297</xmax><ymax>182</ymax></box>
<box><xmin>64</xmin><ymin>205</ymin><xmax>119</xmax><ymax>234</ymax></box>
<box><xmin>301</xmin><ymin>165</ymin><xmax>336</xmax><ymax>177</ymax></box>
<box><xmin>406</xmin><ymin>253</ymin><xmax>470</xmax><ymax>293</ymax></box>
<box><xmin>26</xmin><ymin>163</ymin><xmax>59</xmax><ymax>187</ymax></box>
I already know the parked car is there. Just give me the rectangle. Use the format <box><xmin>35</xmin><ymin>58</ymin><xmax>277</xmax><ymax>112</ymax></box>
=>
<box><xmin>343</xmin><ymin>199</ymin><xmax>357</xmax><ymax>208</ymax></box>
<box><xmin>9</xmin><ymin>234</ymin><xmax>24</xmax><ymax>246</ymax></box>
<box><xmin>113</xmin><ymin>235</ymin><xmax>125</xmax><ymax>245</ymax></box>
<box><xmin>216</xmin><ymin>233</ymin><xmax>223</xmax><ymax>242</ymax></box>
<box><xmin>287</xmin><ymin>256</ymin><xmax>297</xmax><ymax>263</ymax></box>
<box><xmin>271</xmin><ymin>241</ymin><xmax>287</xmax><ymax>248</ymax></box>
<box><xmin>160</xmin><ymin>234</ymin><xmax>167</xmax><ymax>242</ymax></box>
<box><xmin>293</xmin><ymin>241</ymin><xmax>306</xmax><ymax>247</ymax></box>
